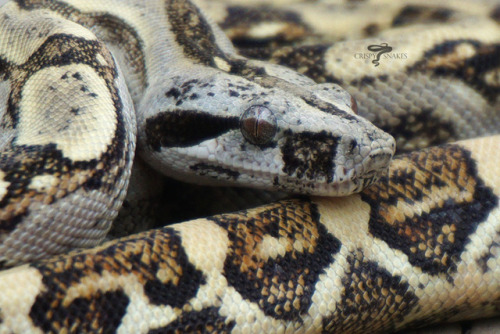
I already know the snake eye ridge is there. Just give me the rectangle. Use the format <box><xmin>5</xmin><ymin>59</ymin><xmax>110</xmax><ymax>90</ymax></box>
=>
<box><xmin>240</xmin><ymin>105</ymin><xmax>277</xmax><ymax>146</ymax></box>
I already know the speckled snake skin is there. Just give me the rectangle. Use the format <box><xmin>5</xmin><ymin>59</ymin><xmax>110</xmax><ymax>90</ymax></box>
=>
<box><xmin>0</xmin><ymin>0</ymin><xmax>499</xmax><ymax>333</ymax></box>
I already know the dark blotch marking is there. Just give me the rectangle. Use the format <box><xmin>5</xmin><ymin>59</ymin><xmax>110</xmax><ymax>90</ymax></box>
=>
<box><xmin>165</xmin><ymin>87</ymin><xmax>181</xmax><ymax>99</ymax></box>
<box><xmin>0</xmin><ymin>56</ymin><xmax>9</xmax><ymax>81</ymax></box>
<box><xmin>361</xmin><ymin>145</ymin><xmax>498</xmax><ymax>276</ymax></box>
<box><xmin>227</xmin><ymin>58</ymin><xmax>266</xmax><ymax>78</ymax></box>
<box><xmin>148</xmin><ymin>307</ymin><xmax>235</xmax><ymax>334</ymax></box>
<box><xmin>273</xmin><ymin>176</ymin><xmax>279</xmax><ymax>186</ymax></box>
<box><xmin>477</xmin><ymin>232</ymin><xmax>500</xmax><ymax>273</ymax></box>
<box><xmin>70</xmin><ymin>107</ymin><xmax>80</xmax><ymax>115</ymax></box>
<box><xmin>281</xmin><ymin>130</ymin><xmax>339</xmax><ymax>183</ymax></box>
<box><xmin>190</xmin><ymin>163</ymin><xmax>240</xmax><ymax>181</ymax></box>
<box><xmin>165</xmin><ymin>0</ymin><xmax>227</xmax><ymax>66</ymax></box>
<box><xmin>237</xmin><ymin>46</ymin><xmax>275</xmax><ymax>61</ymax></box>
<box><xmin>143</xmin><ymin>233</ymin><xmax>205</xmax><ymax>307</ymax></box>
<box><xmin>301</xmin><ymin>94</ymin><xmax>357</xmax><ymax>120</ymax></box>
<box><xmin>242</xmin><ymin>44</ymin><xmax>343</xmax><ymax>85</ymax></box>
<box><xmin>220</xmin><ymin>6</ymin><xmax>311</xmax><ymax>49</ymax></box>
<box><xmin>62</xmin><ymin>291</ymin><xmax>129</xmax><ymax>333</ymax></box>
<box><xmin>86</xmin><ymin>13</ymin><xmax>147</xmax><ymax>86</ymax></box>
<box><xmin>17</xmin><ymin>1</ymin><xmax>147</xmax><ymax>87</ymax></box>
<box><xmin>144</xmin><ymin>110</ymin><xmax>239</xmax><ymax>150</ymax></box>
<box><xmin>363</xmin><ymin>23</ymin><xmax>379</xmax><ymax>37</ymax></box>
<box><xmin>409</xmin><ymin>39</ymin><xmax>500</xmax><ymax>103</ymax></box>
<box><xmin>211</xmin><ymin>199</ymin><xmax>341</xmax><ymax>320</ymax></box>
<box><xmin>385</xmin><ymin>108</ymin><xmax>456</xmax><ymax>153</ymax></box>
<box><xmin>491</xmin><ymin>5</ymin><xmax>500</xmax><ymax>22</ymax></box>
<box><xmin>323</xmin><ymin>253</ymin><xmax>418</xmax><ymax>333</ymax></box>
<box><xmin>359</xmin><ymin>76</ymin><xmax>375</xmax><ymax>86</ymax></box>
<box><xmin>164</xmin><ymin>80</ymin><xmax>204</xmax><ymax>106</ymax></box>
<box><xmin>0</xmin><ymin>133</ymin><xmax>124</xmax><ymax>233</ymax></box>
<box><xmin>30</xmin><ymin>280</ymin><xmax>130</xmax><ymax>332</ymax></box>
<box><xmin>392</xmin><ymin>5</ymin><xmax>454</xmax><ymax>26</ymax></box>
<box><xmin>430</xmin><ymin>8</ymin><xmax>454</xmax><ymax>21</ymax></box>
<box><xmin>29</xmin><ymin>228</ymin><xmax>205</xmax><ymax>332</ymax></box>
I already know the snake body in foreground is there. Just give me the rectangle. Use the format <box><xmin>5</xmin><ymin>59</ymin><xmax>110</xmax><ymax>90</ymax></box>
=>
<box><xmin>0</xmin><ymin>0</ymin><xmax>499</xmax><ymax>333</ymax></box>
<box><xmin>1</xmin><ymin>135</ymin><xmax>499</xmax><ymax>333</ymax></box>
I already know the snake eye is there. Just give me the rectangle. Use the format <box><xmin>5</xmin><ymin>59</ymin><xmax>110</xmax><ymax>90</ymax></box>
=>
<box><xmin>240</xmin><ymin>105</ymin><xmax>277</xmax><ymax>146</ymax></box>
<box><xmin>350</xmin><ymin>95</ymin><xmax>358</xmax><ymax>114</ymax></box>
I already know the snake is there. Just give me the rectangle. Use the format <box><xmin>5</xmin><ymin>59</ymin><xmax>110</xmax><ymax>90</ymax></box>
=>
<box><xmin>0</xmin><ymin>0</ymin><xmax>498</xmax><ymax>333</ymax></box>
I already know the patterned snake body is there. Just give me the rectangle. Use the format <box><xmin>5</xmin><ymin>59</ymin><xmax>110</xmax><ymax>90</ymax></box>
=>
<box><xmin>0</xmin><ymin>0</ymin><xmax>499</xmax><ymax>333</ymax></box>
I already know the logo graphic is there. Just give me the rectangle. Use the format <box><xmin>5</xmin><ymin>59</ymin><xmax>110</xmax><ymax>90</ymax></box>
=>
<box><xmin>353</xmin><ymin>43</ymin><xmax>407</xmax><ymax>66</ymax></box>
<box><xmin>367</xmin><ymin>43</ymin><xmax>393</xmax><ymax>67</ymax></box>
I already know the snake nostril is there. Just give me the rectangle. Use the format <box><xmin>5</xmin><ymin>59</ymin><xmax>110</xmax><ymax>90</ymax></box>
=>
<box><xmin>348</xmin><ymin>139</ymin><xmax>358</xmax><ymax>154</ymax></box>
<box><xmin>367</xmin><ymin>152</ymin><xmax>392</xmax><ymax>173</ymax></box>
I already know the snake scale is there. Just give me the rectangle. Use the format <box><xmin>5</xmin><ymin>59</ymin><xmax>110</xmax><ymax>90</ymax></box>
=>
<box><xmin>0</xmin><ymin>0</ymin><xmax>499</xmax><ymax>333</ymax></box>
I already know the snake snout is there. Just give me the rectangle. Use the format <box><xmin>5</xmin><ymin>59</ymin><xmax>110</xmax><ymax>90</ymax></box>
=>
<box><xmin>358</xmin><ymin>132</ymin><xmax>395</xmax><ymax>182</ymax></box>
<box><xmin>364</xmin><ymin>148</ymin><xmax>393</xmax><ymax>174</ymax></box>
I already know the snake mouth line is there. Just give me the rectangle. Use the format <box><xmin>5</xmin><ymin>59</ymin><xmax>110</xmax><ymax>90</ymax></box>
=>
<box><xmin>180</xmin><ymin>160</ymin><xmax>377</xmax><ymax>196</ymax></box>
<box><xmin>275</xmin><ymin>170</ymin><xmax>385</xmax><ymax>196</ymax></box>
<box><xmin>178</xmin><ymin>144</ymin><xmax>394</xmax><ymax>196</ymax></box>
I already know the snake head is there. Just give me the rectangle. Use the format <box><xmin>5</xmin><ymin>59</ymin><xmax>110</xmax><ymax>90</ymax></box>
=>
<box><xmin>138</xmin><ymin>58</ymin><xmax>395</xmax><ymax>196</ymax></box>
